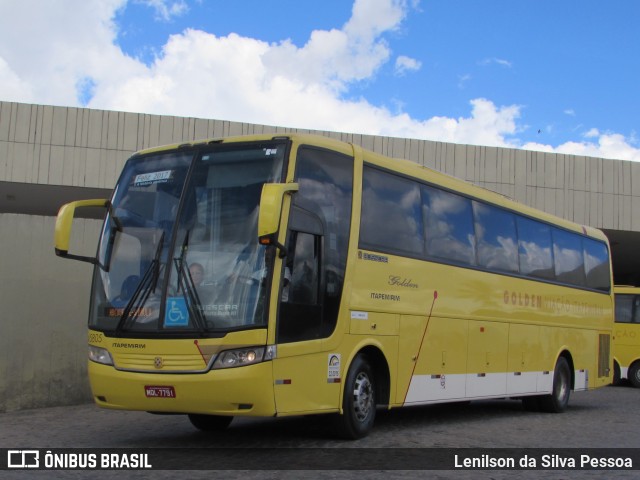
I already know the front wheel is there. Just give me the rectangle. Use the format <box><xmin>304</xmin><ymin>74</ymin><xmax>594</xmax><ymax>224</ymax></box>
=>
<box><xmin>334</xmin><ymin>354</ymin><xmax>376</xmax><ymax>439</ymax></box>
<box><xmin>539</xmin><ymin>357</ymin><xmax>571</xmax><ymax>413</ymax></box>
<box><xmin>188</xmin><ymin>414</ymin><xmax>233</xmax><ymax>432</ymax></box>
<box><xmin>628</xmin><ymin>361</ymin><xmax>640</xmax><ymax>388</ymax></box>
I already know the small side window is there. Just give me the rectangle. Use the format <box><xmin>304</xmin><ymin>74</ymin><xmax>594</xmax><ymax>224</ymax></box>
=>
<box><xmin>615</xmin><ymin>295</ymin><xmax>635</xmax><ymax>323</ymax></box>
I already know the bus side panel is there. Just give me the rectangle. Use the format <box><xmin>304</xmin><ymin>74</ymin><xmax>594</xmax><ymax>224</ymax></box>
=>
<box><xmin>395</xmin><ymin>315</ymin><xmax>427</xmax><ymax>405</ymax></box>
<box><xmin>537</xmin><ymin>326</ymin><xmax>609</xmax><ymax>391</ymax></box>
<box><xmin>272</xmin><ymin>340</ymin><xmax>341</xmax><ymax>415</ymax></box>
<box><xmin>614</xmin><ymin>323</ymin><xmax>640</xmax><ymax>377</ymax></box>
<box><xmin>612</xmin><ymin>287</ymin><xmax>640</xmax><ymax>381</ymax></box>
<box><xmin>506</xmin><ymin>323</ymin><xmax>541</xmax><ymax>395</ymax></box>
<box><xmin>402</xmin><ymin>317</ymin><xmax>469</xmax><ymax>404</ymax></box>
<box><xmin>465</xmin><ymin>320</ymin><xmax>508</xmax><ymax>398</ymax></box>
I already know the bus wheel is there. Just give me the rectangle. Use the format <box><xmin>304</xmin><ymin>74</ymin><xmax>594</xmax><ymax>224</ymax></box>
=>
<box><xmin>188</xmin><ymin>414</ymin><xmax>233</xmax><ymax>431</ymax></box>
<box><xmin>335</xmin><ymin>354</ymin><xmax>376</xmax><ymax>439</ymax></box>
<box><xmin>628</xmin><ymin>362</ymin><xmax>640</xmax><ymax>388</ymax></box>
<box><xmin>539</xmin><ymin>357</ymin><xmax>571</xmax><ymax>413</ymax></box>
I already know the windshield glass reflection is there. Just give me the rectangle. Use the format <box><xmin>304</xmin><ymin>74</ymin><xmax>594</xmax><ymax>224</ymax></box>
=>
<box><xmin>89</xmin><ymin>142</ymin><xmax>285</xmax><ymax>334</ymax></box>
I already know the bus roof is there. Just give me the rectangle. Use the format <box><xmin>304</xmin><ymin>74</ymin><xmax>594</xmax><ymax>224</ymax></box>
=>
<box><xmin>134</xmin><ymin>133</ymin><xmax>609</xmax><ymax>243</ymax></box>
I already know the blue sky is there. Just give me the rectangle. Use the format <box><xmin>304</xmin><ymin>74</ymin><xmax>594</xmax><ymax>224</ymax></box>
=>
<box><xmin>1</xmin><ymin>0</ymin><xmax>639</xmax><ymax>160</ymax></box>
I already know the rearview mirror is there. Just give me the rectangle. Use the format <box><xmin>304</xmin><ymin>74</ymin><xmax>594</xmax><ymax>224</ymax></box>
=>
<box><xmin>258</xmin><ymin>183</ymin><xmax>299</xmax><ymax>254</ymax></box>
<box><xmin>55</xmin><ymin>199</ymin><xmax>109</xmax><ymax>264</ymax></box>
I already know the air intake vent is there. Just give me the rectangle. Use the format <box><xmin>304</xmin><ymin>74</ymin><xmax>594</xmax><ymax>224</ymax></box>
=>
<box><xmin>598</xmin><ymin>334</ymin><xmax>611</xmax><ymax>377</ymax></box>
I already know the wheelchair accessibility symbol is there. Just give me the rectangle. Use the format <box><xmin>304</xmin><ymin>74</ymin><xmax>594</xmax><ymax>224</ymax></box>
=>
<box><xmin>165</xmin><ymin>297</ymin><xmax>189</xmax><ymax>327</ymax></box>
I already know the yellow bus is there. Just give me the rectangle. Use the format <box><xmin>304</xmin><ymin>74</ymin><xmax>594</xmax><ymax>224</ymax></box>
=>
<box><xmin>55</xmin><ymin>133</ymin><xmax>613</xmax><ymax>438</ymax></box>
<box><xmin>613</xmin><ymin>286</ymin><xmax>640</xmax><ymax>387</ymax></box>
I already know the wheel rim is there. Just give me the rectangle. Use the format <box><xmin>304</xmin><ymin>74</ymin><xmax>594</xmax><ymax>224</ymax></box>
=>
<box><xmin>352</xmin><ymin>371</ymin><xmax>373</xmax><ymax>422</ymax></box>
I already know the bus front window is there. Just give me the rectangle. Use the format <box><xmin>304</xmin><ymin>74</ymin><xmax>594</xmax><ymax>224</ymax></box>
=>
<box><xmin>172</xmin><ymin>145</ymin><xmax>285</xmax><ymax>331</ymax></box>
<box><xmin>89</xmin><ymin>151</ymin><xmax>192</xmax><ymax>333</ymax></box>
<box><xmin>88</xmin><ymin>142</ymin><xmax>286</xmax><ymax>335</ymax></box>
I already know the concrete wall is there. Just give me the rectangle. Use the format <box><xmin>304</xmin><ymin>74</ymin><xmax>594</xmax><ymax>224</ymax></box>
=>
<box><xmin>3</xmin><ymin>101</ymin><xmax>640</xmax><ymax>230</ymax></box>
<box><xmin>1</xmin><ymin>100</ymin><xmax>640</xmax><ymax>412</ymax></box>
<box><xmin>0</xmin><ymin>214</ymin><xmax>101</xmax><ymax>411</ymax></box>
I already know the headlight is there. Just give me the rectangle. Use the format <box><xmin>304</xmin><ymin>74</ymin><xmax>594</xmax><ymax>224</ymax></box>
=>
<box><xmin>88</xmin><ymin>345</ymin><xmax>114</xmax><ymax>366</ymax></box>
<box><xmin>212</xmin><ymin>345</ymin><xmax>276</xmax><ymax>369</ymax></box>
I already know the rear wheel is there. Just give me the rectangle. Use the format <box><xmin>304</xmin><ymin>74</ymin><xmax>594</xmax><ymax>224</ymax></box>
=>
<box><xmin>334</xmin><ymin>354</ymin><xmax>376</xmax><ymax>439</ymax></box>
<box><xmin>539</xmin><ymin>357</ymin><xmax>571</xmax><ymax>413</ymax></box>
<box><xmin>188</xmin><ymin>414</ymin><xmax>233</xmax><ymax>431</ymax></box>
<box><xmin>628</xmin><ymin>361</ymin><xmax>640</xmax><ymax>388</ymax></box>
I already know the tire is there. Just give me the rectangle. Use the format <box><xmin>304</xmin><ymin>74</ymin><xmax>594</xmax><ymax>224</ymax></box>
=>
<box><xmin>628</xmin><ymin>362</ymin><xmax>640</xmax><ymax>388</ymax></box>
<box><xmin>188</xmin><ymin>414</ymin><xmax>233</xmax><ymax>432</ymax></box>
<box><xmin>539</xmin><ymin>357</ymin><xmax>571</xmax><ymax>413</ymax></box>
<box><xmin>334</xmin><ymin>354</ymin><xmax>376</xmax><ymax>439</ymax></box>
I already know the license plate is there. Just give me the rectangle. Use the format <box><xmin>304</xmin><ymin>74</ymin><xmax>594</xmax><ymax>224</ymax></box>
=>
<box><xmin>144</xmin><ymin>386</ymin><xmax>176</xmax><ymax>398</ymax></box>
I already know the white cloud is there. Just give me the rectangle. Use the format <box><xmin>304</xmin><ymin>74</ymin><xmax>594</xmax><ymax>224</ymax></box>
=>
<box><xmin>523</xmin><ymin>132</ymin><xmax>640</xmax><ymax>162</ymax></box>
<box><xmin>0</xmin><ymin>0</ymin><xmax>142</xmax><ymax>106</ymax></box>
<box><xmin>457</xmin><ymin>73</ymin><xmax>471</xmax><ymax>89</ymax></box>
<box><xmin>137</xmin><ymin>0</ymin><xmax>189</xmax><ymax>21</ymax></box>
<box><xmin>394</xmin><ymin>55</ymin><xmax>421</xmax><ymax>76</ymax></box>
<box><xmin>479</xmin><ymin>58</ymin><xmax>513</xmax><ymax>68</ymax></box>
<box><xmin>0</xmin><ymin>57</ymin><xmax>35</xmax><ymax>103</ymax></box>
<box><xmin>524</xmin><ymin>127</ymin><xmax>640</xmax><ymax>162</ymax></box>
<box><xmin>0</xmin><ymin>0</ymin><xmax>638</xmax><ymax>162</ymax></box>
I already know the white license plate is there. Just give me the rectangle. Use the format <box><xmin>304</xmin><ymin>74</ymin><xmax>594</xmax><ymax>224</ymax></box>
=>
<box><xmin>144</xmin><ymin>386</ymin><xmax>176</xmax><ymax>398</ymax></box>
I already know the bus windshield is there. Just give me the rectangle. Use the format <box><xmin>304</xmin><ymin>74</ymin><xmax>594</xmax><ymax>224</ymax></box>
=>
<box><xmin>89</xmin><ymin>141</ymin><xmax>286</xmax><ymax>335</ymax></box>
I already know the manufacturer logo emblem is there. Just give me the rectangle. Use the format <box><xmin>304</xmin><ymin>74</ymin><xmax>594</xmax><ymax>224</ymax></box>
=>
<box><xmin>7</xmin><ymin>450</ymin><xmax>39</xmax><ymax>468</ymax></box>
<box><xmin>154</xmin><ymin>357</ymin><xmax>164</xmax><ymax>369</ymax></box>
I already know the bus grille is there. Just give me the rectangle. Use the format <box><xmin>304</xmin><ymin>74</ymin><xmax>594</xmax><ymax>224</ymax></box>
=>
<box><xmin>598</xmin><ymin>334</ymin><xmax>610</xmax><ymax>378</ymax></box>
<box><xmin>113</xmin><ymin>353</ymin><xmax>210</xmax><ymax>372</ymax></box>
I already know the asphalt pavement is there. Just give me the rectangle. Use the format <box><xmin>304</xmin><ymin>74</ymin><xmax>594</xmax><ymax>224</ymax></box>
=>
<box><xmin>1</xmin><ymin>383</ymin><xmax>638</xmax><ymax>479</ymax></box>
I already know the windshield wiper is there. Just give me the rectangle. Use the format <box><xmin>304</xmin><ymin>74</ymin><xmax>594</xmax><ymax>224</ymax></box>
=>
<box><xmin>174</xmin><ymin>231</ymin><xmax>207</xmax><ymax>333</ymax></box>
<box><xmin>116</xmin><ymin>231</ymin><xmax>165</xmax><ymax>334</ymax></box>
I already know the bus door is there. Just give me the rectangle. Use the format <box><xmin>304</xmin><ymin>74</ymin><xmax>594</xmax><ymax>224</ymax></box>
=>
<box><xmin>272</xmin><ymin>207</ymin><xmax>337</xmax><ymax>413</ymax></box>
<box><xmin>271</xmin><ymin>145</ymin><xmax>354</xmax><ymax>415</ymax></box>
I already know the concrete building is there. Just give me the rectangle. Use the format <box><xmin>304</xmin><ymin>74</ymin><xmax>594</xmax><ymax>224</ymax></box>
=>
<box><xmin>1</xmin><ymin>100</ymin><xmax>639</xmax><ymax>412</ymax></box>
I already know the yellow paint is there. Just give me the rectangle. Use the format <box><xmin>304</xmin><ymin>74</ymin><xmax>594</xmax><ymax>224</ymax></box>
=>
<box><xmin>257</xmin><ymin>182</ymin><xmax>299</xmax><ymax>239</ymax></box>
<box><xmin>613</xmin><ymin>286</ymin><xmax>640</xmax><ymax>382</ymax></box>
<box><xmin>67</xmin><ymin>133</ymin><xmax>614</xmax><ymax>419</ymax></box>
<box><xmin>54</xmin><ymin>199</ymin><xmax>108</xmax><ymax>253</ymax></box>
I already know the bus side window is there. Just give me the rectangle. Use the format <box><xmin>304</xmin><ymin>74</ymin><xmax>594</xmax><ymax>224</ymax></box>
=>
<box><xmin>517</xmin><ymin>217</ymin><xmax>554</xmax><ymax>280</ymax></box>
<box><xmin>615</xmin><ymin>295</ymin><xmax>635</xmax><ymax>323</ymax></box>
<box><xmin>288</xmin><ymin>232</ymin><xmax>320</xmax><ymax>305</ymax></box>
<box><xmin>277</xmin><ymin>231</ymin><xmax>323</xmax><ymax>343</ymax></box>
<box><xmin>583</xmin><ymin>237</ymin><xmax>610</xmax><ymax>292</ymax></box>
